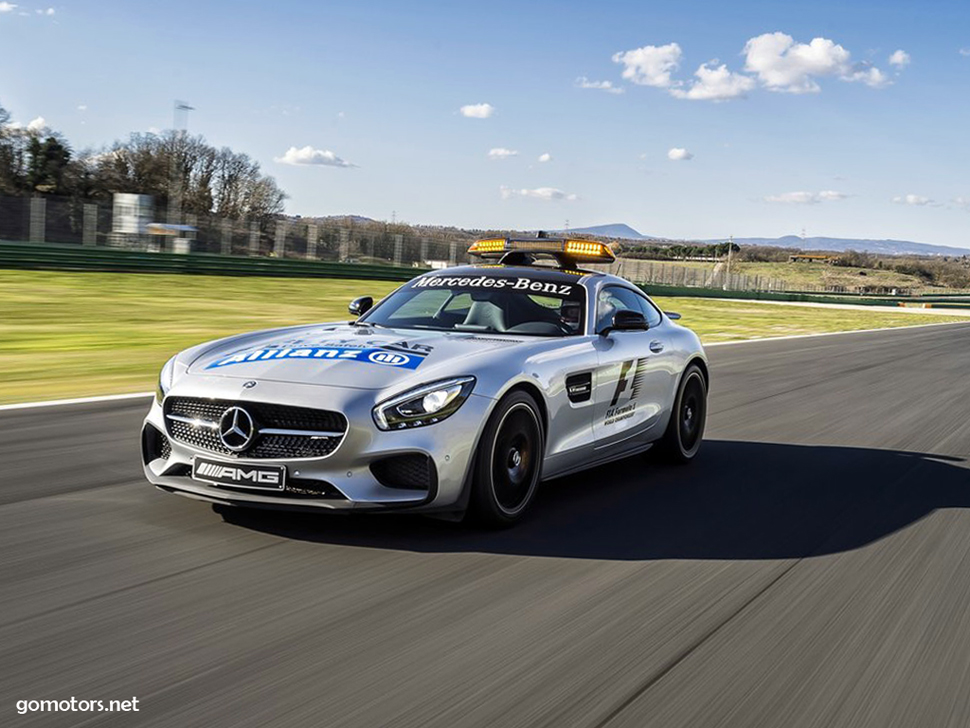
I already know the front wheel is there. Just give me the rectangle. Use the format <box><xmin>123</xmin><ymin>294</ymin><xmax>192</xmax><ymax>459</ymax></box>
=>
<box><xmin>467</xmin><ymin>391</ymin><xmax>544</xmax><ymax>528</ymax></box>
<box><xmin>655</xmin><ymin>364</ymin><xmax>707</xmax><ymax>464</ymax></box>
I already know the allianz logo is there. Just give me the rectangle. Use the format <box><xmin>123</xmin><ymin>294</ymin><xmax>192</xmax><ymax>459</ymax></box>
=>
<box><xmin>367</xmin><ymin>351</ymin><xmax>410</xmax><ymax>366</ymax></box>
<box><xmin>197</xmin><ymin>462</ymin><xmax>281</xmax><ymax>485</ymax></box>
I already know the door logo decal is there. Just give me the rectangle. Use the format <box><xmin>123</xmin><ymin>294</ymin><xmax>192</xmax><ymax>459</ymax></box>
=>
<box><xmin>605</xmin><ymin>358</ymin><xmax>648</xmax><ymax>425</ymax></box>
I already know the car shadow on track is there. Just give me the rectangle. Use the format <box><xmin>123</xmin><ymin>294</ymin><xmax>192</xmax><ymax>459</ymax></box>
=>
<box><xmin>216</xmin><ymin>440</ymin><xmax>970</xmax><ymax>561</ymax></box>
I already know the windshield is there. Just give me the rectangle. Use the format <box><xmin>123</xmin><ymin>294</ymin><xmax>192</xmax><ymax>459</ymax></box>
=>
<box><xmin>360</xmin><ymin>272</ymin><xmax>587</xmax><ymax>336</ymax></box>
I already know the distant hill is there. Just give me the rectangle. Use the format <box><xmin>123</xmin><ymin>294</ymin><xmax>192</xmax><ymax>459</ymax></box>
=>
<box><xmin>708</xmin><ymin>235</ymin><xmax>970</xmax><ymax>257</ymax></box>
<box><xmin>560</xmin><ymin>223</ymin><xmax>653</xmax><ymax>240</ymax></box>
<box><xmin>294</xmin><ymin>213</ymin><xmax>970</xmax><ymax>258</ymax></box>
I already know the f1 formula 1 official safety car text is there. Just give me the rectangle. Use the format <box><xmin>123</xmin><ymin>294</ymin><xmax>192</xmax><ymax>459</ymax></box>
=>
<box><xmin>141</xmin><ymin>235</ymin><xmax>709</xmax><ymax>526</ymax></box>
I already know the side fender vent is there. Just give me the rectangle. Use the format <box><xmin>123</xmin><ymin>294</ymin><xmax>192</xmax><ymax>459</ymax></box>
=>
<box><xmin>565</xmin><ymin>372</ymin><xmax>592</xmax><ymax>403</ymax></box>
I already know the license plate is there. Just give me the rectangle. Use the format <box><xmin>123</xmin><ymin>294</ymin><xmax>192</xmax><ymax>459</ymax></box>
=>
<box><xmin>192</xmin><ymin>457</ymin><xmax>286</xmax><ymax>490</ymax></box>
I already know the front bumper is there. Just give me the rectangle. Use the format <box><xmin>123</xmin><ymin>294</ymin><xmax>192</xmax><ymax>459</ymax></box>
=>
<box><xmin>141</xmin><ymin>376</ymin><xmax>493</xmax><ymax>513</ymax></box>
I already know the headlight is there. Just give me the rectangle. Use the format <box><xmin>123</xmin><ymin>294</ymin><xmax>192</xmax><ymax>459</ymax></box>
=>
<box><xmin>373</xmin><ymin>377</ymin><xmax>476</xmax><ymax>430</ymax></box>
<box><xmin>156</xmin><ymin>355</ymin><xmax>177</xmax><ymax>404</ymax></box>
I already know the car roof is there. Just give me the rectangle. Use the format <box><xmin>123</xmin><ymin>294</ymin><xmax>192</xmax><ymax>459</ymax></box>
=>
<box><xmin>416</xmin><ymin>263</ymin><xmax>605</xmax><ymax>284</ymax></box>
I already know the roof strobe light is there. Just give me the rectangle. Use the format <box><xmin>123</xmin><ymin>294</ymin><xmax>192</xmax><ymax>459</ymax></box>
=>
<box><xmin>468</xmin><ymin>237</ymin><xmax>615</xmax><ymax>263</ymax></box>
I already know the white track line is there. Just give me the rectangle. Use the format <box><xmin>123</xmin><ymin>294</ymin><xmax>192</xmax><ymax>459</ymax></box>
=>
<box><xmin>3</xmin><ymin>319</ymin><xmax>970</xmax><ymax>411</ymax></box>
<box><xmin>0</xmin><ymin>391</ymin><xmax>154</xmax><ymax>412</ymax></box>
<box><xmin>703</xmin><ymin>319</ymin><xmax>970</xmax><ymax>347</ymax></box>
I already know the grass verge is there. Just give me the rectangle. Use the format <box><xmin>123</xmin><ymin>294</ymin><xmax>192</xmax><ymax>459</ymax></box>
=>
<box><xmin>1</xmin><ymin>270</ymin><xmax>966</xmax><ymax>404</ymax></box>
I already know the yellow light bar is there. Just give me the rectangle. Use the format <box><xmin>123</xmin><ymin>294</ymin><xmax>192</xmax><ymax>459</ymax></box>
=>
<box><xmin>564</xmin><ymin>239</ymin><xmax>614</xmax><ymax>261</ymax></box>
<box><xmin>468</xmin><ymin>239</ymin><xmax>507</xmax><ymax>254</ymax></box>
<box><xmin>468</xmin><ymin>236</ymin><xmax>615</xmax><ymax>263</ymax></box>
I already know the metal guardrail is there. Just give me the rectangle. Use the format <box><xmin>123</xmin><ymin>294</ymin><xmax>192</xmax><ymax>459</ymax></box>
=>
<box><xmin>638</xmin><ymin>282</ymin><xmax>970</xmax><ymax>308</ymax></box>
<box><xmin>636</xmin><ymin>282</ymin><xmax>897</xmax><ymax>307</ymax></box>
<box><xmin>4</xmin><ymin>240</ymin><xmax>969</xmax><ymax>309</ymax></box>
<box><xmin>0</xmin><ymin>241</ymin><xmax>428</xmax><ymax>281</ymax></box>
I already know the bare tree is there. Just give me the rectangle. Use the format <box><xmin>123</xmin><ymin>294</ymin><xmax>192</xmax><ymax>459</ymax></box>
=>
<box><xmin>79</xmin><ymin>130</ymin><xmax>286</xmax><ymax>220</ymax></box>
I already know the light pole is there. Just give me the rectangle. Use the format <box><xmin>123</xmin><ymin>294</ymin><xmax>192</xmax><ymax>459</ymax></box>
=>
<box><xmin>173</xmin><ymin>100</ymin><xmax>194</xmax><ymax>132</ymax></box>
<box><xmin>168</xmin><ymin>101</ymin><xmax>194</xmax><ymax>225</ymax></box>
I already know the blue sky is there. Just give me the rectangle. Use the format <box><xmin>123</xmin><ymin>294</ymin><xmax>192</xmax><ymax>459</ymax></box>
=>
<box><xmin>1</xmin><ymin>0</ymin><xmax>969</xmax><ymax>246</ymax></box>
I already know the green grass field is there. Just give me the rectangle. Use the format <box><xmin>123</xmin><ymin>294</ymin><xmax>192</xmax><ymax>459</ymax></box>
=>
<box><xmin>1</xmin><ymin>270</ymin><xmax>965</xmax><ymax>404</ymax></box>
<box><xmin>618</xmin><ymin>258</ymin><xmax>931</xmax><ymax>291</ymax></box>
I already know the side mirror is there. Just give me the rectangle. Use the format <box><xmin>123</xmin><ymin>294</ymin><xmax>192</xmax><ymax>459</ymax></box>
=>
<box><xmin>349</xmin><ymin>296</ymin><xmax>373</xmax><ymax>317</ymax></box>
<box><xmin>665</xmin><ymin>311</ymin><xmax>682</xmax><ymax>320</ymax></box>
<box><xmin>601</xmin><ymin>309</ymin><xmax>648</xmax><ymax>335</ymax></box>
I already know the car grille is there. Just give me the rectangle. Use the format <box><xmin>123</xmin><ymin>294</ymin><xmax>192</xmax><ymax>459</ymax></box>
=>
<box><xmin>164</xmin><ymin>397</ymin><xmax>347</xmax><ymax>459</ymax></box>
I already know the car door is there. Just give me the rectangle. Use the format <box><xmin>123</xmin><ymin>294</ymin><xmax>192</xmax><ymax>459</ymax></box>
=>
<box><xmin>591</xmin><ymin>285</ymin><xmax>673</xmax><ymax>452</ymax></box>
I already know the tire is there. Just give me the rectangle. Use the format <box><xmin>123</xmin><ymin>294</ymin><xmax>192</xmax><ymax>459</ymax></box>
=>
<box><xmin>467</xmin><ymin>391</ymin><xmax>545</xmax><ymax>527</ymax></box>
<box><xmin>655</xmin><ymin>364</ymin><xmax>707</xmax><ymax>464</ymax></box>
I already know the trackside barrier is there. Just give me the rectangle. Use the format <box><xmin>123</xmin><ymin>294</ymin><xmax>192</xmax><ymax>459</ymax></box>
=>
<box><xmin>636</xmin><ymin>282</ymin><xmax>970</xmax><ymax>308</ymax></box>
<box><xmin>0</xmin><ymin>241</ymin><xmax>428</xmax><ymax>282</ymax></box>
<box><xmin>3</xmin><ymin>241</ymin><xmax>970</xmax><ymax>309</ymax></box>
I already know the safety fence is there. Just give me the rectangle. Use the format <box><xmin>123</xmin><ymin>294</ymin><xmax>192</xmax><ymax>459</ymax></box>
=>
<box><xmin>0</xmin><ymin>195</ymin><xmax>473</xmax><ymax>269</ymax></box>
<box><xmin>6</xmin><ymin>241</ymin><xmax>966</xmax><ymax>310</ymax></box>
<box><xmin>3</xmin><ymin>194</ymin><xmax>970</xmax><ymax>301</ymax></box>
<box><xmin>0</xmin><ymin>241</ymin><xmax>424</xmax><ymax>281</ymax></box>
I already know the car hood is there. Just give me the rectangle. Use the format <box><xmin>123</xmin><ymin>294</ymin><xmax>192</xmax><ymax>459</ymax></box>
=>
<box><xmin>187</xmin><ymin>323</ymin><xmax>530</xmax><ymax>391</ymax></box>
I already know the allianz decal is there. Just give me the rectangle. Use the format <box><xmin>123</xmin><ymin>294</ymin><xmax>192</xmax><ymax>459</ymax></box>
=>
<box><xmin>207</xmin><ymin>346</ymin><xmax>424</xmax><ymax>370</ymax></box>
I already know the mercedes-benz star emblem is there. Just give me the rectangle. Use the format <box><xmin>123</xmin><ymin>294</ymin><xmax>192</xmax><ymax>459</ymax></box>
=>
<box><xmin>219</xmin><ymin>406</ymin><xmax>255</xmax><ymax>452</ymax></box>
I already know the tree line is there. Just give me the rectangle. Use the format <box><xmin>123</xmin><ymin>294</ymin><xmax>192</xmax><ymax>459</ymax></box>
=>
<box><xmin>0</xmin><ymin>102</ymin><xmax>285</xmax><ymax>222</ymax></box>
<box><xmin>618</xmin><ymin>241</ymin><xmax>740</xmax><ymax>260</ymax></box>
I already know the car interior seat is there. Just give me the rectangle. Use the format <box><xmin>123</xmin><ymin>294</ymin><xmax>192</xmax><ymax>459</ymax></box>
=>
<box><xmin>461</xmin><ymin>292</ymin><xmax>507</xmax><ymax>332</ymax></box>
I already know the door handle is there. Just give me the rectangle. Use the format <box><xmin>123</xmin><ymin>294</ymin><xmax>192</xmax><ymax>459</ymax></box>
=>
<box><xmin>649</xmin><ymin>340</ymin><xmax>664</xmax><ymax>353</ymax></box>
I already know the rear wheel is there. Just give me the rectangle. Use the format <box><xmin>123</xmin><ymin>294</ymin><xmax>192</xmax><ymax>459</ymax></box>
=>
<box><xmin>468</xmin><ymin>391</ymin><xmax>544</xmax><ymax>527</ymax></box>
<box><xmin>655</xmin><ymin>364</ymin><xmax>707</xmax><ymax>463</ymax></box>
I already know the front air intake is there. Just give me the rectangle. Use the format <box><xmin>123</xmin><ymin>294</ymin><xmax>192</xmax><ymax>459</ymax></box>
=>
<box><xmin>142</xmin><ymin>424</ymin><xmax>171</xmax><ymax>464</ymax></box>
<box><xmin>370</xmin><ymin>454</ymin><xmax>436</xmax><ymax>491</ymax></box>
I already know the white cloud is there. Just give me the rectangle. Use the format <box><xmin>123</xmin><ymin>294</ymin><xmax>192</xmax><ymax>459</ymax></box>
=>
<box><xmin>0</xmin><ymin>2</ymin><xmax>17</xmax><ymax>12</ymax></box>
<box><xmin>667</xmin><ymin>147</ymin><xmax>694</xmax><ymax>161</ymax></box>
<box><xmin>669</xmin><ymin>62</ymin><xmax>756</xmax><ymax>101</ymax></box>
<box><xmin>274</xmin><ymin>145</ymin><xmax>355</xmax><ymax>167</ymax></box>
<box><xmin>744</xmin><ymin>32</ymin><xmax>890</xmax><ymax>93</ymax></box>
<box><xmin>488</xmin><ymin>147</ymin><xmax>518</xmax><ymax>159</ymax></box>
<box><xmin>952</xmin><ymin>197</ymin><xmax>970</xmax><ymax>210</ymax></box>
<box><xmin>960</xmin><ymin>48</ymin><xmax>970</xmax><ymax>57</ymax></box>
<box><xmin>612</xmin><ymin>42</ymin><xmax>682</xmax><ymax>88</ymax></box>
<box><xmin>764</xmin><ymin>190</ymin><xmax>848</xmax><ymax>204</ymax></box>
<box><xmin>538</xmin><ymin>152</ymin><xmax>552</xmax><ymax>163</ymax></box>
<box><xmin>500</xmin><ymin>186</ymin><xmax>578</xmax><ymax>202</ymax></box>
<box><xmin>5</xmin><ymin>116</ymin><xmax>49</xmax><ymax>132</ymax></box>
<box><xmin>77</xmin><ymin>104</ymin><xmax>87</xmax><ymax>112</ymax></box>
<box><xmin>459</xmin><ymin>103</ymin><xmax>494</xmax><ymax>119</ymax></box>
<box><xmin>842</xmin><ymin>64</ymin><xmax>891</xmax><ymax>88</ymax></box>
<box><xmin>575</xmin><ymin>76</ymin><xmax>624</xmax><ymax>94</ymax></box>
<box><xmin>892</xmin><ymin>194</ymin><xmax>935</xmax><ymax>206</ymax></box>
<box><xmin>35</xmin><ymin>7</ymin><xmax>54</xmax><ymax>14</ymax></box>
<box><xmin>888</xmin><ymin>50</ymin><xmax>910</xmax><ymax>68</ymax></box>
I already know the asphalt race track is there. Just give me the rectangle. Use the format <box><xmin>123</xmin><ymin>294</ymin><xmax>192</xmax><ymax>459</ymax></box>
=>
<box><xmin>4</xmin><ymin>323</ymin><xmax>970</xmax><ymax>728</ymax></box>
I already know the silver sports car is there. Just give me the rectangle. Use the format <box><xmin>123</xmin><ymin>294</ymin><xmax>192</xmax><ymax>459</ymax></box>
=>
<box><xmin>141</xmin><ymin>236</ymin><xmax>708</xmax><ymax>526</ymax></box>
